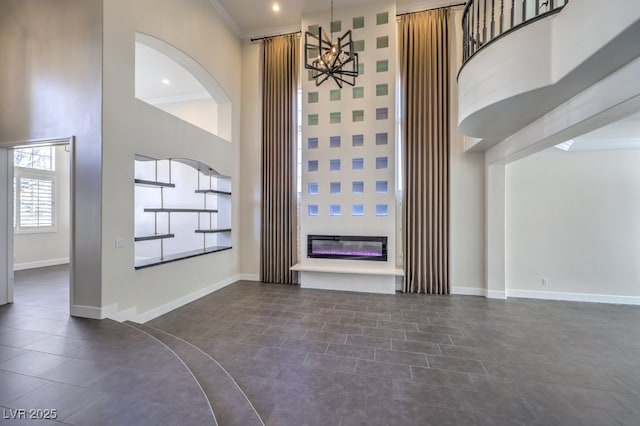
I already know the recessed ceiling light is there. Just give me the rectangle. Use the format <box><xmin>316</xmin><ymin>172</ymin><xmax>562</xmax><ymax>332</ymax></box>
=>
<box><xmin>161</xmin><ymin>78</ymin><xmax>170</xmax><ymax>85</ymax></box>
<box><xmin>272</xmin><ymin>3</ymin><xmax>280</xmax><ymax>12</ymax></box>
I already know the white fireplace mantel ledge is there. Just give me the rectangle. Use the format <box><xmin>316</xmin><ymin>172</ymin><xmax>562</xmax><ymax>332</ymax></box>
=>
<box><xmin>291</xmin><ymin>263</ymin><xmax>404</xmax><ymax>276</ymax></box>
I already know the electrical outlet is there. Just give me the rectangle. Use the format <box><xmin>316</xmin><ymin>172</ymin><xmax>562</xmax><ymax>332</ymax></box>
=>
<box><xmin>541</xmin><ymin>278</ymin><xmax>548</xmax><ymax>286</ymax></box>
<box><xmin>115</xmin><ymin>239</ymin><xmax>125</xmax><ymax>248</ymax></box>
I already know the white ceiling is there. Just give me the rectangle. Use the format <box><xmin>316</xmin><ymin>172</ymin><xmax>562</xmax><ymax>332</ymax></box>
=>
<box><xmin>210</xmin><ymin>0</ymin><xmax>461</xmax><ymax>39</ymax></box>
<box><xmin>135</xmin><ymin>43</ymin><xmax>209</xmax><ymax>104</ymax></box>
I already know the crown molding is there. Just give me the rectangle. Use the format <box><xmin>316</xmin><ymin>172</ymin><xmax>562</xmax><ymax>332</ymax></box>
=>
<box><xmin>208</xmin><ymin>0</ymin><xmax>242</xmax><ymax>38</ymax></box>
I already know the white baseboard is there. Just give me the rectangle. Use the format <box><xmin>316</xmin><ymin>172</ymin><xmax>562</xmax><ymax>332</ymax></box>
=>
<box><xmin>507</xmin><ymin>289</ymin><xmax>640</xmax><ymax>305</ymax></box>
<box><xmin>14</xmin><ymin>258</ymin><xmax>69</xmax><ymax>271</ymax></box>
<box><xmin>70</xmin><ymin>304</ymin><xmax>107</xmax><ymax>320</ymax></box>
<box><xmin>102</xmin><ymin>275</ymin><xmax>241</xmax><ymax>323</ymax></box>
<box><xmin>485</xmin><ymin>290</ymin><xmax>507</xmax><ymax>299</ymax></box>
<box><xmin>451</xmin><ymin>286</ymin><xmax>485</xmax><ymax>296</ymax></box>
<box><xmin>237</xmin><ymin>274</ymin><xmax>260</xmax><ymax>282</ymax></box>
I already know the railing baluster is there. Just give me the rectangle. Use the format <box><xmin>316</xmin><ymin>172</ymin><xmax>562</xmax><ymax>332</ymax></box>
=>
<box><xmin>522</xmin><ymin>0</ymin><xmax>526</xmax><ymax>23</ymax></box>
<box><xmin>535</xmin><ymin>0</ymin><xmax>540</xmax><ymax>16</ymax></box>
<box><xmin>511</xmin><ymin>0</ymin><xmax>515</xmax><ymax>27</ymax></box>
<box><xmin>500</xmin><ymin>0</ymin><xmax>504</xmax><ymax>34</ymax></box>
<box><xmin>491</xmin><ymin>0</ymin><xmax>496</xmax><ymax>39</ymax></box>
<box><xmin>483</xmin><ymin>0</ymin><xmax>488</xmax><ymax>43</ymax></box>
<box><xmin>476</xmin><ymin>0</ymin><xmax>481</xmax><ymax>48</ymax></box>
<box><xmin>463</xmin><ymin>12</ymin><xmax>468</xmax><ymax>62</ymax></box>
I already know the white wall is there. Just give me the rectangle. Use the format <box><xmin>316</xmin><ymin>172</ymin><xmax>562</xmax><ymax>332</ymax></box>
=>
<box><xmin>14</xmin><ymin>145</ymin><xmax>70</xmax><ymax>269</ymax></box>
<box><xmin>101</xmin><ymin>0</ymin><xmax>242</xmax><ymax>319</ymax></box>
<box><xmin>239</xmin><ymin>41</ymin><xmax>262</xmax><ymax>280</ymax></box>
<box><xmin>506</xmin><ymin>148</ymin><xmax>640</xmax><ymax>298</ymax></box>
<box><xmin>155</xmin><ymin>99</ymin><xmax>219</xmax><ymax>138</ymax></box>
<box><xmin>450</xmin><ymin>7</ymin><xmax>485</xmax><ymax>293</ymax></box>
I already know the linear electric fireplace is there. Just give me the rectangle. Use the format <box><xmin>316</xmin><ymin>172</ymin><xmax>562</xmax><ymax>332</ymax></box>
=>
<box><xmin>307</xmin><ymin>235</ymin><xmax>387</xmax><ymax>261</ymax></box>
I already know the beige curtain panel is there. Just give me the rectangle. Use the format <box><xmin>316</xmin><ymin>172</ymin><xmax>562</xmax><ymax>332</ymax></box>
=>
<box><xmin>399</xmin><ymin>9</ymin><xmax>450</xmax><ymax>294</ymax></box>
<box><xmin>260</xmin><ymin>34</ymin><xmax>299</xmax><ymax>284</ymax></box>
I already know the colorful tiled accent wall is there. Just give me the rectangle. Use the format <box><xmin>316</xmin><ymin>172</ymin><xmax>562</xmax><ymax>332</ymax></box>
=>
<box><xmin>301</xmin><ymin>0</ymin><xmax>397</xmax><ymax>265</ymax></box>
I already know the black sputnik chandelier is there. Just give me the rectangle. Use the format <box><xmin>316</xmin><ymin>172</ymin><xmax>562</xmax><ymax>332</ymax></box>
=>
<box><xmin>304</xmin><ymin>0</ymin><xmax>359</xmax><ymax>88</ymax></box>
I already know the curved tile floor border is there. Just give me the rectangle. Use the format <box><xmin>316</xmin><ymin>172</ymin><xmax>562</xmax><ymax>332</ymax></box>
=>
<box><xmin>127</xmin><ymin>322</ymin><xmax>264</xmax><ymax>426</ymax></box>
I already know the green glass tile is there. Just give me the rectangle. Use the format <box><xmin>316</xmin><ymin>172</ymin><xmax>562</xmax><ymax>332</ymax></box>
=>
<box><xmin>352</xmin><ymin>110</ymin><xmax>364</xmax><ymax>122</ymax></box>
<box><xmin>353</xmin><ymin>16</ymin><xmax>365</xmax><ymax>29</ymax></box>
<box><xmin>331</xmin><ymin>20</ymin><xmax>341</xmax><ymax>33</ymax></box>
<box><xmin>330</xmin><ymin>89</ymin><xmax>341</xmax><ymax>101</ymax></box>
<box><xmin>353</xmin><ymin>40</ymin><xmax>365</xmax><ymax>53</ymax></box>
<box><xmin>308</xmin><ymin>70</ymin><xmax>314</xmax><ymax>81</ymax></box>
<box><xmin>377</xmin><ymin>36</ymin><xmax>389</xmax><ymax>49</ymax></box>
<box><xmin>308</xmin><ymin>24</ymin><xmax>319</xmax><ymax>34</ymax></box>
<box><xmin>376</xmin><ymin>84</ymin><xmax>388</xmax><ymax>96</ymax></box>
<box><xmin>376</xmin><ymin>12</ymin><xmax>389</xmax><ymax>25</ymax></box>
<box><xmin>352</xmin><ymin>87</ymin><xmax>364</xmax><ymax>99</ymax></box>
<box><xmin>330</xmin><ymin>112</ymin><xmax>341</xmax><ymax>124</ymax></box>
<box><xmin>358</xmin><ymin>63</ymin><xmax>364</xmax><ymax>75</ymax></box>
<box><xmin>308</xmin><ymin>92</ymin><xmax>319</xmax><ymax>103</ymax></box>
<box><xmin>376</xmin><ymin>60</ymin><xmax>389</xmax><ymax>73</ymax></box>
<box><xmin>308</xmin><ymin>114</ymin><xmax>319</xmax><ymax>126</ymax></box>
<box><xmin>308</xmin><ymin>48</ymin><xmax>319</xmax><ymax>59</ymax></box>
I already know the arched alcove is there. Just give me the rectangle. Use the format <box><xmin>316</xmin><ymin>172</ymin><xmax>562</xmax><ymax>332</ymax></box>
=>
<box><xmin>134</xmin><ymin>33</ymin><xmax>232</xmax><ymax>141</ymax></box>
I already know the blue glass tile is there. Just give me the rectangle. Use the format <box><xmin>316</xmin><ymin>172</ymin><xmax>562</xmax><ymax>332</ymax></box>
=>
<box><xmin>376</xmin><ymin>181</ymin><xmax>388</xmax><ymax>193</ymax></box>
<box><xmin>376</xmin><ymin>133</ymin><xmax>388</xmax><ymax>145</ymax></box>
<box><xmin>376</xmin><ymin>157</ymin><xmax>388</xmax><ymax>169</ymax></box>
<box><xmin>375</xmin><ymin>204</ymin><xmax>388</xmax><ymax>216</ymax></box>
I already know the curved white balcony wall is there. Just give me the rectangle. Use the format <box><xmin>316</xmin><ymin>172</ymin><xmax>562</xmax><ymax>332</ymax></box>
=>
<box><xmin>135</xmin><ymin>33</ymin><xmax>232</xmax><ymax>141</ymax></box>
<box><xmin>458</xmin><ymin>0</ymin><xmax>640</xmax><ymax>150</ymax></box>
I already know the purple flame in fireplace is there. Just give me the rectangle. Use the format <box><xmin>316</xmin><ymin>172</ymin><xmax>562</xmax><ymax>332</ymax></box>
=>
<box><xmin>307</xmin><ymin>235</ymin><xmax>387</xmax><ymax>261</ymax></box>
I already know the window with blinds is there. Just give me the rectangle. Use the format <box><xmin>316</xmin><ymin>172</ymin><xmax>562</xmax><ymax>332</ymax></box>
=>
<box><xmin>13</xmin><ymin>147</ymin><xmax>56</xmax><ymax>233</ymax></box>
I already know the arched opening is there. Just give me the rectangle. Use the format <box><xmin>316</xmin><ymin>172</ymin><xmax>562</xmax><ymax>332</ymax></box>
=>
<box><xmin>134</xmin><ymin>33</ymin><xmax>232</xmax><ymax>141</ymax></box>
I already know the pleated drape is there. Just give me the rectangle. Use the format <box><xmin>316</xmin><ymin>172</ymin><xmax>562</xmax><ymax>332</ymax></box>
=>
<box><xmin>260</xmin><ymin>34</ymin><xmax>299</xmax><ymax>284</ymax></box>
<box><xmin>399</xmin><ymin>9</ymin><xmax>450</xmax><ymax>294</ymax></box>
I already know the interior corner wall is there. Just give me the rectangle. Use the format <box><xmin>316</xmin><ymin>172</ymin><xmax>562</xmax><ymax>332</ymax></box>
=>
<box><xmin>14</xmin><ymin>145</ymin><xmax>71</xmax><ymax>269</ymax></box>
<box><xmin>102</xmin><ymin>0</ymin><xmax>242</xmax><ymax>318</ymax></box>
<box><xmin>450</xmin><ymin>7</ymin><xmax>485</xmax><ymax>293</ymax></box>
<box><xmin>239</xmin><ymin>41</ymin><xmax>262</xmax><ymax>280</ymax></box>
<box><xmin>506</xmin><ymin>149</ymin><xmax>640</xmax><ymax>298</ymax></box>
<box><xmin>0</xmin><ymin>0</ymin><xmax>103</xmax><ymax>310</ymax></box>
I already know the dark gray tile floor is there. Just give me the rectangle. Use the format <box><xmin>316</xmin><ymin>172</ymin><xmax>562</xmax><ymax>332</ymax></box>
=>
<box><xmin>148</xmin><ymin>281</ymin><xmax>640</xmax><ymax>426</ymax></box>
<box><xmin>3</xmin><ymin>267</ymin><xmax>640</xmax><ymax>425</ymax></box>
<box><xmin>1</xmin><ymin>266</ymin><xmax>214</xmax><ymax>425</ymax></box>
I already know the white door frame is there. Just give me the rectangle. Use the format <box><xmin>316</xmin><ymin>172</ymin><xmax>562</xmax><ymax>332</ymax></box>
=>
<box><xmin>0</xmin><ymin>136</ymin><xmax>74</xmax><ymax>309</ymax></box>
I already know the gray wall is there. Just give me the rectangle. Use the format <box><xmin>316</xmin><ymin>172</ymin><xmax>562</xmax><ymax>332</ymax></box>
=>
<box><xmin>0</xmin><ymin>0</ymin><xmax>103</xmax><ymax>310</ymax></box>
